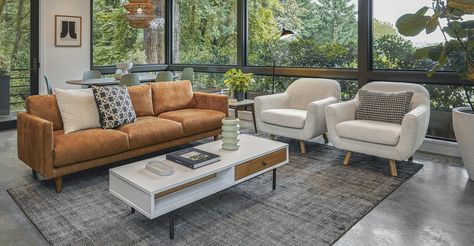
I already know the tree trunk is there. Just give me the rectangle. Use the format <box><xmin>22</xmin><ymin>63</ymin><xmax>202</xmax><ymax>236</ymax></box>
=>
<box><xmin>0</xmin><ymin>0</ymin><xmax>7</xmax><ymax>16</ymax></box>
<box><xmin>144</xmin><ymin>0</ymin><xmax>164</xmax><ymax>64</ymax></box>
<box><xmin>172</xmin><ymin>1</ymin><xmax>180</xmax><ymax>63</ymax></box>
<box><xmin>11</xmin><ymin>0</ymin><xmax>25</xmax><ymax>62</ymax></box>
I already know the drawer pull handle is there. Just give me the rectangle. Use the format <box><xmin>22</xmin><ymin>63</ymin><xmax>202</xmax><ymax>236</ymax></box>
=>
<box><xmin>262</xmin><ymin>161</ymin><xmax>268</xmax><ymax>166</ymax></box>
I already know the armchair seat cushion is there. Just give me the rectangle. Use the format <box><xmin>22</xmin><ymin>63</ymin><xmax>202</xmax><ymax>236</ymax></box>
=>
<box><xmin>159</xmin><ymin>109</ymin><xmax>226</xmax><ymax>136</ymax></box>
<box><xmin>116</xmin><ymin>116</ymin><xmax>184</xmax><ymax>149</ymax></box>
<box><xmin>261</xmin><ymin>109</ymin><xmax>306</xmax><ymax>129</ymax></box>
<box><xmin>54</xmin><ymin>129</ymin><xmax>129</xmax><ymax>167</ymax></box>
<box><xmin>336</xmin><ymin>120</ymin><xmax>401</xmax><ymax>146</ymax></box>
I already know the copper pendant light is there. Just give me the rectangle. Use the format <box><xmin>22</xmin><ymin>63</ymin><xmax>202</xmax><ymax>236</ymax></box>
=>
<box><xmin>124</xmin><ymin>0</ymin><xmax>156</xmax><ymax>29</ymax></box>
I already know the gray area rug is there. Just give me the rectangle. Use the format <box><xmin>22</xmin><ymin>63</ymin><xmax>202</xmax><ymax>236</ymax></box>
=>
<box><xmin>8</xmin><ymin>133</ymin><xmax>422</xmax><ymax>246</ymax></box>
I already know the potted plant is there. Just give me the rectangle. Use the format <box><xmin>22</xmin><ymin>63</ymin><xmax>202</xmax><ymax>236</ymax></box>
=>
<box><xmin>396</xmin><ymin>0</ymin><xmax>474</xmax><ymax>180</ymax></box>
<box><xmin>0</xmin><ymin>54</ymin><xmax>10</xmax><ymax>116</ymax></box>
<box><xmin>224</xmin><ymin>68</ymin><xmax>254</xmax><ymax>101</ymax></box>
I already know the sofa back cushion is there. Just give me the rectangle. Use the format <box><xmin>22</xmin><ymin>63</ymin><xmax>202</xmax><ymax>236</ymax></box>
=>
<box><xmin>151</xmin><ymin>80</ymin><xmax>196</xmax><ymax>115</ymax></box>
<box><xmin>128</xmin><ymin>84</ymin><xmax>154</xmax><ymax>117</ymax></box>
<box><xmin>26</xmin><ymin>95</ymin><xmax>63</xmax><ymax>131</ymax></box>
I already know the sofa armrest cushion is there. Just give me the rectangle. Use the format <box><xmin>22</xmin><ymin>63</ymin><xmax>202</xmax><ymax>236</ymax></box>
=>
<box><xmin>193</xmin><ymin>92</ymin><xmax>229</xmax><ymax>116</ymax></box>
<box><xmin>17</xmin><ymin>112</ymin><xmax>54</xmax><ymax>178</ymax></box>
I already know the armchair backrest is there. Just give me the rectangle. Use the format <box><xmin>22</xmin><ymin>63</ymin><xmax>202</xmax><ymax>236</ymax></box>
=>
<box><xmin>360</xmin><ymin>82</ymin><xmax>430</xmax><ymax>110</ymax></box>
<box><xmin>285</xmin><ymin>78</ymin><xmax>341</xmax><ymax>110</ymax></box>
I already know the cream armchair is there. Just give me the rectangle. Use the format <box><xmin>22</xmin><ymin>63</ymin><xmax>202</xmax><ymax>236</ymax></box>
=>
<box><xmin>325</xmin><ymin>82</ymin><xmax>430</xmax><ymax>176</ymax></box>
<box><xmin>255</xmin><ymin>78</ymin><xmax>341</xmax><ymax>153</ymax></box>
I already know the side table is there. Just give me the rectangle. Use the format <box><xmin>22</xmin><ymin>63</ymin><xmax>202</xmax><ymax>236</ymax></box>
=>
<box><xmin>228</xmin><ymin>99</ymin><xmax>257</xmax><ymax>133</ymax></box>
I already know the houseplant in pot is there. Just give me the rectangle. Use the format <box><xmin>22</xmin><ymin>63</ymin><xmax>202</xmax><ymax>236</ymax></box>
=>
<box><xmin>224</xmin><ymin>68</ymin><xmax>254</xmax><ymax>101</ymax></box>
<box><xmin>0</xmin><ymin>54</ymin><xmax>10</xmax><ymax>116</ymax></box>
<box><xmin>396</xmin><ymin>0</ymin><xmax>474</xmax><ymax>180</ymax></box>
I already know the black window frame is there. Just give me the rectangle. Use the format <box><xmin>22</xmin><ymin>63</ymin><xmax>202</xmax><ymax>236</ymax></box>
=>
<box><xmin>90</xmin><ymin>0</ymin><xmax>463</xmax><ymax>141</ymax></box>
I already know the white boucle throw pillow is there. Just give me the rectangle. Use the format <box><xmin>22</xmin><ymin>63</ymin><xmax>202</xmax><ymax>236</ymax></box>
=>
<box><xmin>54</xmin><ymin>88</ymin><xmax>101</xmax><ymax>134</ymax></box>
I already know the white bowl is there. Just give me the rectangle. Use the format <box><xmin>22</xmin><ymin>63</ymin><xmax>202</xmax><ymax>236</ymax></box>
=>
<box><xmin>116</xmin><ymin>63</ymin><xmax>134</xmax><ymax>71</ymax></box>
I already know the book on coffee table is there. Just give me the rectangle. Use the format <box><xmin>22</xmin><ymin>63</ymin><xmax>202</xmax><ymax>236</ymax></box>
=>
<box><xmin>166</xmin><ymin>148</ymin><xmax>220</xmax><ymax>169</ymax></box>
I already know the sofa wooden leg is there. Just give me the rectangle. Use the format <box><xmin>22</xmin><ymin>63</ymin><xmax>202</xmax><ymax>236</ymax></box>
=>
<box><xmin>299</xmin><ymin>141</ymin><xmax>306</xmax><ymax>154</ymax></box>
<box><xmin>343</xmin><ymin>151</ymin><xmax>352</xmax><ymax>166</ymax></box>
<box><xmin>32</xmin><ymin>169</ymin><xmax>37</xmax><ymax>176</ymax></box>
<box><xmin>323</xmin><ymin>133</ymin><xmax>329</xmax><ymax>144</ymax></box>
<box><xmin>55</xmin><ymin>177</ymin><xmax>63</xmax><ymax>193</ymax></box>
<box><xmin>269</xmin><ymin>134</ymin><xmax>275</xmax><ymax>140</ymax></box>
<box><xmin>213</xmin><ymin>135</ymin><xmax>219</xmax><ymax>141</ymax></box>
<box><xmin>389</xmin><ymin>160</ymin><xmax>398</xmax><ymax>177</ymax></box>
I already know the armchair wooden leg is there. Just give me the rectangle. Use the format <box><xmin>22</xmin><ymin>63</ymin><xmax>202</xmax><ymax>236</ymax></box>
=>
<box><xmin>343</xmin><ymin>151</ymin><xmax>352</xmax><ymax>166</ymax></box>
<box><xmin>269</xmin><ymin>134</ymin><xmax>275</xmax><ymax>140</ymax></box>
<box><xmin>54</xmin><ymin>177</ymin><xmax>63</xmax><ymax>193</ymax></box>
<box><xmin>389</xmin><ymin>160</ymin><xmax>398</xmax><ymax>177</ymax></box>
<box><xmin>299</xmin><ymin>141</ymin><xmax>306</xmax><ymax>154</ymax></box>
<box><xmin>323</xmin><ymin>133</ymin><xmax>329</xmax><ymax>144</ymax></box>
<box><xmin>213</xmin><ymin>135</ymin><xmax>219</xmax><ymax>141</ymax></box>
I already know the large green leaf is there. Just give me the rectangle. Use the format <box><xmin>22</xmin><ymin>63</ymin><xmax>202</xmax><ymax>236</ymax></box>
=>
<box><xmin>443</xmin><ymin>21</ymin><xmax>468</xmax><ymax>38</ymax></box>
<box><xmin>428</xmin><ymin>45</ymin><xmax>445</xmax><ymax>61</ymax></box>
<box><xmin>416</xmin><ymin>6</ymin><xmax>430</xmax><ymax>16</ymax></box>
<box><xmin>461</xmin><ymin>20</ymin><xmax>474</xmax><ymax>30</ymax></box>
<box><xmin>415</xmin><ymin>47</ymin><xmax>431</xmax><ymax>59</ymax></box>
<box><xmin>426</xmin><ymin>13</ymin><xmax>440</xmax><ymax>34</ymax></box>
<box><xmin>448</xmin><ymin>0</ymin><xmax>474</xmax><ymax>14</ymax></box>
<box><xmin>396</xmin><ymin>14</ymin><xmax>430</xmax><ymax>37</ymax></box>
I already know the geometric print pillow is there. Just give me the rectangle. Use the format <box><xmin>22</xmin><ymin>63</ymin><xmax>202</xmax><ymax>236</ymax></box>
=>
<box><xmin>91</xmin><ymin>85</ymin><xmax>136</xmax><ymax>129</ymax></box>
<box><xmin>356</xmin><ymin>89</ymin><xmax>414</xmax><ymax>125</ymax></box>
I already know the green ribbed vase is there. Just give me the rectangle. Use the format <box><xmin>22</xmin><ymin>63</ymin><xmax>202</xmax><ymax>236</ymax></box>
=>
<box><xmin>221</xmin><ymin>118</ymin><xmax>240</xmax><ymax>151</ymax></box>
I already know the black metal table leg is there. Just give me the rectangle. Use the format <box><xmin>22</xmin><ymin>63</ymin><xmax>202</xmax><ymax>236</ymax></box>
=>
<box><xmin>131</xmin><ymin>207</ymin><xmax>135</xmax><ymax>214</ymax></box>
<box><xmin>272</xmin><ymin>169</ymin><xmax>277</xmax><ymax>190</ymax></box>
<box><xmin>169</xmin><ymin>213</ymin><xmax>175</xmax><ymax>240</ymax></box>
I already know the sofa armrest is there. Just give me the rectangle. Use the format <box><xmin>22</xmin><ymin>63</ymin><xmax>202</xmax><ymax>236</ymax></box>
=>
<box><xmin>397</xmin><ymin>105</ymin><xmax>430</xmax><ymax>158</ymax></box>
<box><xmin>194</xmin><ymin>92</ymin><xmax>229</xmax><ymax>116</ymax></box>
<box><xmin>17</xmin><ymin>112</ymin><xmax>54</xmax><ymax>178</ymax></box>
<box><xmin>325</xmin><ymin>99</ymin><xmax>359</xmax><ymax>144</ymax></box>
<box><xmin>304</xmin><ymin>97</ymin><xmax>339</xmax><ymax>135</ymax></box>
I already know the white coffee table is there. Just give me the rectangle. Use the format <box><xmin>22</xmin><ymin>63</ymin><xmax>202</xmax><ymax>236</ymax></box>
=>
<box><xmin>109</xmin><ymin>134</ymin><xmax>289</xmax><ymax>239</ymax></box>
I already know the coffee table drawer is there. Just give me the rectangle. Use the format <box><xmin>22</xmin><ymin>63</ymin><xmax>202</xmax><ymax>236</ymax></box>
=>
<box><xmin>234</xmin><ymin>148</ymin><xmax>287</xmax><ymax>181</ymax></box>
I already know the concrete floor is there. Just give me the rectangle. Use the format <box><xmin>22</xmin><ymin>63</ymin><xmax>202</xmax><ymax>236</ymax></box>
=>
<box><xmin>0</xmin><ymin>128</ymin><xmax>473</xmax><ymax>246</ymax></box>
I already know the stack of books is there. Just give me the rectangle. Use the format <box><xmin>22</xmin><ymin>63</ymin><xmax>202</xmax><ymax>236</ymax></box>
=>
<box><xmin>166</xmin><ymin>148</ymin><xmax>220</xmax><ymax>169</ymax></box>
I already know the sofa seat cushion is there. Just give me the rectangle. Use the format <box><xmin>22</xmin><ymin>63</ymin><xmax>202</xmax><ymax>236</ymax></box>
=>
<box><xmin>159</xmin><ymin>109</ymin><xmax>226</xmax><ymax>136</ymax></box>
<box><xmin>116</xmin><ymin>116</ymin><xmax>184</xmax><ymax>149</ymax></box>
<box><xmin>54</xmin><ymin>129</ymin><xmax>129</xmax><ymax>167</ymax></box>
<box><xmin>261</xmin><ymin>109</ymin><xmax>307</xmax><ymax>129</ymax></box>
<box><xmin>336</xmin><ymin>120</ymin><xmax>402</xmax><ymax>146</ymax></box>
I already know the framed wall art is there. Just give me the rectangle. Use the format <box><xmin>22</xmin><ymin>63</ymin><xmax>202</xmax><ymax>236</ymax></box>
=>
<box><xmin>55</xmin><ymin>15</ymin><xmax>82</xmax><ymax>47</ymax></box>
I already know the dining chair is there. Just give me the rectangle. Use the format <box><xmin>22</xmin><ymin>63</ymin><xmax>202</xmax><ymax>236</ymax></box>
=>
<box><xmin>155</xmin><ymin>71</ymin><xmax>174</xmax><ymax>82</ymax></box>
<box><xmin>120</xmin><ymin>74</ymin><xmax>140</xmax><ymax>87</ymax></box>
<box><xmin>181</xmin><ymin>67</ymin><xmax>194</xmax><ymax>83</ymax></box>
<box><xmin>43</xmin><ymin>75</ymin><xmax>53</xmax><ymax>95</ymax></box>
<box><xmin>83</xmin><ymin>70</ymin><xmax>102</xmax><ymax>80</ymax></box>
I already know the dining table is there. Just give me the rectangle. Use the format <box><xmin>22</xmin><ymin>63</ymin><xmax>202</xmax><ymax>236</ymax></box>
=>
<box><xmin>65</xmin><ymin>74</ymin><xmax>180</xmax><ymax>87</ymax></box>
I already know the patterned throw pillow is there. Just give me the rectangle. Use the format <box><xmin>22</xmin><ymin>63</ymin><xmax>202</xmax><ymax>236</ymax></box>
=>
<box><xmin>356</xmin><ymin>89</ymin><xmax>414</xmax><ymax>125</ymax></box>
<box><xmin>92</xmin><ymin>85</ymin><xmax>136</xmax><ymax>129</ymax></box>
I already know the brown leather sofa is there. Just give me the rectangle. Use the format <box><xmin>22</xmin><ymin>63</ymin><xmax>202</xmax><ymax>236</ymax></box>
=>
<box><xmin>17</xmin><ymin>80</ymin><xmax>228</xmax><ymax>192</ymax></box>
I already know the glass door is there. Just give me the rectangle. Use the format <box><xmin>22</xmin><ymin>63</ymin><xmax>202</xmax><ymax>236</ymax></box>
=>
<box><xmin>0</xmin><ymin>0</ymin><xmax>39</xmax><ymax>128</ymax></box>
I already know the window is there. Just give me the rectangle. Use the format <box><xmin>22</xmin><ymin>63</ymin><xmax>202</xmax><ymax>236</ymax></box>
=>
<box><xmin>172</xmin><ymin>0</ymin><xmax>238</xmax><ymax>65</ymax></box>
<box><xmin>92</xmin><ymin>0</ymin><xmax>166</xmax><ymax>67</ymax></box>
<box><xmin>248</xmin><ymin>0</ymin><xmax>358</xmax><ymax>68</ymax></box>
<box><xmin>0</xmin><ymin>0</ymin><xmax>33</xmax><ymax>117</ymax></box>
<box><xmin>372</xmin><ymin>0</ymin><xmax>472</xmax><ymax>71</ymax></box>
<box><xmin>425</xmin><ymin>84</ymin><xmax>473</xmax><ymax>139</ymax></box>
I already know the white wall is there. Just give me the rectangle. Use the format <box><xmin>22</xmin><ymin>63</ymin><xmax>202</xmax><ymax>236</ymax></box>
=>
<box><xmin>39</xmin><ymin>0</ymin><xmax>91</xmax><ymax>93</ymax></box>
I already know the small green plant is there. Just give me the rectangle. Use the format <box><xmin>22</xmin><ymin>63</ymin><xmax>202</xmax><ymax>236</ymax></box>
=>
<box><xmin>396</xmin><ymin>0</ymin><xmax>474</xmax><ymax>111</ymax></box>
<box><xmin>0</xmin><ymin>54</ymin><xmax>10</xmax><ymax>77</ymax></box>
<box><xmin>223</xmin><ymin>68</ymin><xmax>255</xmax><ymax>93</ymax></box>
